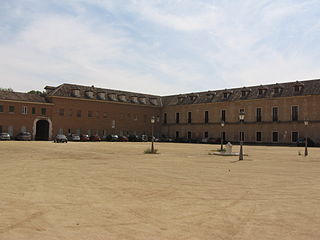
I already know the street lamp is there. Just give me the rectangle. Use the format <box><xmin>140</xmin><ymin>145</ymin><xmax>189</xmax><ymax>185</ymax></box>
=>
<box><xmin>304</xmin><ymin>120</ymin><xmax>308</xmax><ymax>156</ymax></box>
<box><xmin>151</xmin><ymin>116</ymin><xmax>155</xmax><ymax>153</ymax></box>
<box><xmin>220</xmin><ymin>121</ymin><xmax>225</xmax><ymax>151</ymax></box>
<box><xmin>239</xmin><ymin>111</ymin><xmax>245</xmax><ymax>160</ymax></box>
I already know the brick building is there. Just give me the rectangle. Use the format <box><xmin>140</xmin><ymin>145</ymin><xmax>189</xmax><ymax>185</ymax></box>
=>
<box><xmin>0</xmin><ymin>79</ymin><xmax>320</xmax><ymax>145</ymax></box>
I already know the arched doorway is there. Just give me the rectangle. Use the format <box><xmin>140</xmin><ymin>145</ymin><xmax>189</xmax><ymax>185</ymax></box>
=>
<box><xmin>35</xmin><ymin>120</ymin><xmax>49</xmax><ymax>140</ymax></box>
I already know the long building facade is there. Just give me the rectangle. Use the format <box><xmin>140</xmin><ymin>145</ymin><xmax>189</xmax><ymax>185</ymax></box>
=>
<box><xmin>1</xmin><ymin>79</ymin><xmax>320</xmax><ymax>145</ymax></box>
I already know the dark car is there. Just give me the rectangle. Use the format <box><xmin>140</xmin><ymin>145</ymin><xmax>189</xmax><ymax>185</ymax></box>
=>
<box><xmin>0</xmin><ymin>132</ymin><xmax>11</xmax><ymax>140</ymax></box>
<box><xmin>90</xmin><ymin>135</ymin><xmax>101</xmax><ymax>142</ymax></box>
<box><xmin>54</xmin><ymin>134</ymin><xmax>68</xmax><ymax>143</ymax></box>
<box><xmin>128</xmin><ymin>134</ymin><xmax>141</xmax><ymax>142</ymax></box>
<box><xmin>80</xmin><ymin>134</ymin><xmax>90</xmax><ymax>142</ymax></box>
<box><xmin>207</xmin><ymin>137</ymin><xmax>222</xmax><ymax>144</ymax></box>
<box><xmin>67</xmin><ymin>134</ymin><xmax>80</xmax><ymax>141</ymax></box>
<box><xmin>15</xmin><ymin>132</ymin><xmax>32</xmax><ymax>141</ymax></box>
<box><xmin>119</xmin><ymin>136</ymin><xmax>129</xmax><ymax>142</ymax></box>
<box><xmin>296</xmin><ymin>137</ymin><xmax>315</xmax><ymax>147</ymax></box>
<box><xmin>104</xmin><ymin>134</ymin><xmax>119</xmax><ymax>141</ymax></box>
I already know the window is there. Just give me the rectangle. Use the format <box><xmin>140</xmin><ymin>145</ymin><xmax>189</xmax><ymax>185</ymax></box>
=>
<box><xmin>221</xmin><ymin>110</ymin><xmax>226</xmax><ymax>122</ymax></box>
<box><xmin>103</xmin><ymin>112</ymin><xmax>108</xmax><ymax>119</ymax></box>
<box><xmin>188</xmin><ymin>112</ymin><xmax>192</xmax><ymax>124</ymax></box>
<box><xmin>41</xmin><ymin>108</ymin><xmax>46</xmax><ymax>115</ymax></box>
<box><xmin>239</xmin><ymin>109</ymin><xmax>245</xmax><ymax>122</ymax></box>
<box><xmin>274</xmin><ymin>87</ymin><xmax>279</xmax><ymax>94</ymax></box>
<box><xmin>272</xmin><ymin>107</ymin><xmax>278</xmax><ymax>122</ymax></box>
<box><xmin>187</xmin><ymin>131</ymin><xmax>192</xmax><ymax>139</ymax></box>
<box><xmin>21</xmin><ymin>106</ymin><xmax>28</xmax><ymax>114</ymax></box>
<box><xmin>176</xmin><ymin>113</ymin><xmax>180</xmax><ymax>124</ymax></box>
<box><xmin>292</xmin><ymin>132</ymin><xmax>299</xmax><ymax>142</ymax></box>
<box><xmin>223</xmin><ymin>93</ymin><xmax>228</xmax><ymax>99</ymax></box>
<box><xmin>256</xmin><ymin>132</ymin><xmax>262</xmax><ymax>142</ymax></box>
<box><xmin>272</xmin><ymin>132</ymin><xmax>279</xmax><ymax>142</ymax></box>
<box><xmin>77</xmin><ymin>110</ymin><xmax>82</xmax><ymax>117</ymax></box>
<box><xmin>241</xmin><ymin>91</ymin><xmax>246</xmax><ymax>97</ymax></box>
<box><xmin>163</xmin><ymin>113</ymin><xmax>167</xmax><ymax>124</ymax></box>
<box><xmin>175</xmin><ymin>131</ymin><xmax>179</xmax><ymax>139</ymax></box>
<box><xmin>9</xmin><ymin>106</ymin><xmax>15</xmax><ymax>113</ymax></box>
<box><xmin>88</xmin><ymin>111</ymin><xmax>93</xmax><ymax>118</ymax></box>
<box><xmin>256</xmin><ymin>108</ymin><xmax>262</xmax><ymax>122</ymax></box>
<box><xmin>294</xmin><ymin>86</ymin><xmax>300</xmax><ymax>92</ymax></box>
<box><xmin>239</xmin><ymin>132</ymin><xmax>245</xmax><ymax>141</ymax></box>
<box><xmin>204</xmin><ymin>131</ymin><xmax>208</xmax><ymax>138</ymax></box>
<box><xmin>204</xmin><ymin>111</ymin><xmax>209</xmax><ymax>123</ymax></box>
<box><xmin>0</xmin><ymin>105</ymin><xmax>3</xmax><ymax>112</ymax></box>
<box><xmin>258</xmin><ymin>89</ymin><xmax>263</xmax><ymax>95</ymax></box>
<box><xmin>32</xmin><ymin>107</ymin><xmax>36</xmax><ymax>114</ymax></box>
<box><xmin>291</xmin><ymin>106</ymin><xmax>298</xmax><ymax>121</ymax></box>
<box><xmin>59</xmin><ymin>108</ymin><xmax>64</xmax><ymax>116</ymax></box>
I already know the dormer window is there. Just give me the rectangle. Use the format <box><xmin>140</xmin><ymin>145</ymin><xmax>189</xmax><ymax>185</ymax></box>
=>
<box><xmin>223</xmin><ymin>90</ymin><xmax>232</xmax><ymax>99</ymax></box>
<box><xmin>97</xmin><ymin>92</ymin><xmax>106</xmax><ymax>100</ymax></box>
<box><xmin>118</xmin><ymin>94</ymin><xmax>126</xmax><ymax>102</ymax></box>
<box><xmin>108</xmin><ymin>93</ymin><xmax>117</xmax><ymax>101</ymax></box>
<box><xmin>131</xmin><ymin>96</ymin><xmax>138</xmax><ymax>103</ymax></box>
<box><xmin>274</xmin><ymin>87</ymin><xmax>279</xmax><ymax>94</ymax></box>
<box><xmin>206</xmin><ymin>92</ymin><xmax>215</xmax><ymax>99</ymax></box>
<box><xmin>177</xmin><ymin>95</ymin><xmax>185</xmax><ymax>103</ymax></box>
<box><xmin>188</xmin><ymin>95</ymin><xmax>197</xmax><ymax>102</ymax></box>
<box><xmin>293</xmin><ymin>82</ymin><xmax>304</xmax><ymax>93</ymax></box>
<box><xmin>85</xmin><ymin>91</ymin><xmax>94</xmax><ymax>98</ymax></box>
<box><xmin>149</xmin><ymin>98</ymin><xmax>158</xmax><ymax>105</ymax></box>
<box><xmin>72</xmin><ymin>89</ymin><xmax>80</xmax><ymax>97</ymax></box>
<box><xmin>139</xmin><ymin>96</ymin><xmax>147</xmax><ymax>104</ymax></box>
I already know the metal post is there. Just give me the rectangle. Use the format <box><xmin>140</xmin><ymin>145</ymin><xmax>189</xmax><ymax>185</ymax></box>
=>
<box><xmin>304</xmin><ymin>120</ymin><xmax>308</xmax><ymax>157</ymax></box>
<box><xmin>220</xmin><ymin>132</ymin><xmax>223</xmax><ymax>151</ymax></box>
<box><xmin>151</xmin><ymin>121</ymin><xmax>154</xmax><ymax>153</ymax></box>
<box><xmin>239</xmin><ymin>121</ymin><xmax>243</xmax><ymax>161</ymax></box>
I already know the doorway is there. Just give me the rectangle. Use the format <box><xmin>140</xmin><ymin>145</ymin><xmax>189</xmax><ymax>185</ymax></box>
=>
<box><xmin>35</xmin><ymin>120</ymin><xmax>49</xmax><ymax>140</ymax></box>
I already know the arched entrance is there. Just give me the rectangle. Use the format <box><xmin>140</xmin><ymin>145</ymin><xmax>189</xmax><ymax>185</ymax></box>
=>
<box><xmin>35</xmin><ymin>120</ymin><xmax>49</xmax><ymax>140</ymax></box>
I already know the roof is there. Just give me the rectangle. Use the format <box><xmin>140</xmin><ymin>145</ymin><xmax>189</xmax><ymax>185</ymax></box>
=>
<box><xmin>161</xmin><ymin>79</ymin><xmax>320</xmax><ymax>106</ymax></box>
<box><xmin>0</xmin><ymin>91</ymin><xmax>48</xmax><ymax>103</ymax></box>
<box><xmin>46</xmin><ymin>83</ymin><xmax>162</xmax><ymax>106</ymax></box>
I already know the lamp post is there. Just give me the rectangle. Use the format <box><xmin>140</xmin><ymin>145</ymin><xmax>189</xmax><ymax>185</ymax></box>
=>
<box><xmin>220</xmin><ymin>121</ymin><xmax>225</xmax><ymax>151</ymax></box>
<box><xmin>239</xmin><ymin>111</ymin><xmax>245</xmax><ymax>160</ymax></box>
<box><xmin>304</xmin><ymin>120</ymin><xmax>308</xmax><ymax>156</ymax></box>
<box><xmin>151</xmin><ymin>116</ymin><xmax>155</xmax><ymax>153</ymax></box>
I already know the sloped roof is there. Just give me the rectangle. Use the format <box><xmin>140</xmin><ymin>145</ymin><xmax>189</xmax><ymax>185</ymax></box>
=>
<box><xmin>0</xmin><ymin>91</ymin><xmax>48</xmax><ymax>103</ymax></box>
<box><xmin>46</xmin><ymin>83</ymin><xmax>162</xmax><ymax>106</ymax></box>
<box><xmin>162</xmin><ymin>79</ymin><xmax>320</xmax><ymax>106</ymax></box>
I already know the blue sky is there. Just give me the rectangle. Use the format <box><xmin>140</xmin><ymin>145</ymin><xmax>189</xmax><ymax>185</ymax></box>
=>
<box><xmin>0</xmin><ymin>0</ymin><xmax>319</xmax><ymax>95</ymax></box>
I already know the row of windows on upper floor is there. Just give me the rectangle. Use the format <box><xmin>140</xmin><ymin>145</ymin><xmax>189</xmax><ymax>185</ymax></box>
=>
<box><xmin>0</xmin><ymin>105</ymin><xmax>47</xmax><ymax>115</ymax></box>
<box><xmin>163</xmin><ymin>106</ymin><xmax>300</xmax><ymax>124</ymax></box>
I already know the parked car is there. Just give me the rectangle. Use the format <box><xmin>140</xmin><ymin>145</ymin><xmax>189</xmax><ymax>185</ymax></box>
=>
<box><xmin>67</xmin><ymin>134</ymin><xmax>80</xmax><ymax>141</ymax></box>
<box><xmin>103</xmin><ymin>134</ymin><xmax>119</xmax><ymax>141</ymax></box>
<box><xmin>90</xmin><ymin>135</ymin><xmax>101</xmax><ymax>142</ymax></box>
<box><xmin>207</xmin><ymin>137</ymin><xmax>222</xmax><ymax>144</ymax></box>
<box><xmin>159</xmin><ymin>136</ymin><xmax>174</xmax><ymax>142</ymax></box>
<box><xmin>296</xmin><ymin>137</ymin><xmax>315</xmax><ymax>147</ymax></box>
<box><xmin>15</xmin><ymin>132</ymin><xmax>32</xmax><ymax>141</ymax></box>
<box><xmin>119</xmin><ymin>136</ymin><xmax>129</xmax><ymax>142</ymax></box>
<box><xmin>80</xmin><ymin>134</ymin><xmax>90</xmax><ymax>142</ymax></box>
<box><xmin>0</xmin><ymin>132</ymin><xmax>11</xmax><ymax>140</ymax></box>
<box><xmin>128</xmin><ymin>134</ymin><xmax>141</xmax><ymax>142</ymax></box>
<box><xmin>54</xmin><ymin>134</ymin><xmax>68</xmax><ymax>143</ymax></box>
<box><xmin>141</xmin><ymin>135</ymin><xmax>148</xmax><ymax>142</ymax></box>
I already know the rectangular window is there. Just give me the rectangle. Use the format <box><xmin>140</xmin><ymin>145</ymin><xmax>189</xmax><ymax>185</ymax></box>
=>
<box><xmin>188</xmin><ymin>112</ymin><xmax>192</xmax><ymax>124</ymax></box>
<box><xmin>272</xmin><ymin>132</ymin><xmax>279</xmax><ymax>142</ymax></box>
<box><xmin>239</xmin><ymin>132</ymin><xmax>245</xmax><ymax>141</ymax></box>
<box><xmin>41</xmin><ymin>108</ymin><xmax>46</xmax><ymax>115</ymax></box>
<box><xmin>204</xmin><ymin>111</ymin><xmax>209</xmax><ymax>123</ymax></box>
<box><xmin>292</xmin><ymin>132</ymin><xmax>299</xmax><ymax>143</ymax></box>
<box><xmin>103</xmin><ymin>112</ymin><xmax>108</xmax><ymax>119</ymax></box>
<box><xmin>59</xmin><ymin>108</ymin><xmax>64</xmax><ymax>116</ymax></box>
<box><xmin>32</xmin><ymin>107</ymin><xmax>36</xmax><ymax>114</ymax></box>
<box><xmin>88</xmin><ymin>111</ymin><xmax>93</xmax><ymax>118</ymax></box>
<box><xmin>163</xmin><ymin>113</ymin><xmax>167</xmax><ymax>124</ymax></box>
<box><xmin>9</xmin><ymin>106</ymin><xmax>15</xmax><ymax>113</ymax></box>
<box><xmin>21</xmin><ymin>106</ymin><xmax>28</xmax><ymax>114</ymax></box>
<box><xmin>0</xmin><ymin>105</ymin><xmax>3</xmax><ymax>112</ymax></box>
<box><xmin>292</xmin><ymin>106</ymin><xmax>298</xmax><ymax>121</ymax></box>
<box><xmin>77</xmin><ymin>110</ymin><xmax>81</xmax><ymax>117</ymax></box>
<box><xmin>221</xmin><ymin>110</ymin><xmax>226</xmax><ymax>122</ymax></box>
<box><xmin>256</xmin><ymin>132</ymin><xmax>262</xmax><ymax>142</ymax></box>
<box><xmin>256</xmin><ymin>108</ymin><xmax>262</xmax><ymax>122</ymax></box>
<box><xmin>175</xmin><ymin>131</ymin><xmax>179</xmax><ymax>139</ymax></box>
<box><xmin>272</xmin><ymin>107</ymin><xmax>278</xmax><ymax>122</ymax></box>
<box><xmin>176</xmin><ymin>113</ymin><xmax>180</xmax><ymax>124</ymax></box>
<box><xmin>204</xmin><ymin>131</ymin><xmax>208</xmax><ymax>138</ymax></box>
<box><xmin>187</xmin><ymin>131</ymin><xmax>192</xmax><ymax>139</ymax></box>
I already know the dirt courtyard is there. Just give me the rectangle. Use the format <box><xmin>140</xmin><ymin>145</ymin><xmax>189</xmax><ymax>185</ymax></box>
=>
<box><xmin>0</xmin><ymin>141</ymin><xmax>319</xmax><ymax>240</ymax></box>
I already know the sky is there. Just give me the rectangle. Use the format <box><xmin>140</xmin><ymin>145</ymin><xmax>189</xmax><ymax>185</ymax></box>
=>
<box><xmin>0</xmin><ymin>0</ymin><xmax>319</xmax><ymax>95</ymax></box>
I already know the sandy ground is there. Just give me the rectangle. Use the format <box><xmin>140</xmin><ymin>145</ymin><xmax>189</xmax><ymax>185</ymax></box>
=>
<box><xmin>0</xmin><ymin>141</ymin><xmax>319</xmax><ymax>240</ymax></box>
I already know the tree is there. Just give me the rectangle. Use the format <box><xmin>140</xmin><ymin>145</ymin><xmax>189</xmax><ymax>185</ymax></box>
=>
<box><xmin>0</xmin><ymin>88</ymin><xmax>13</xmax><ymax>92</ymax></box>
